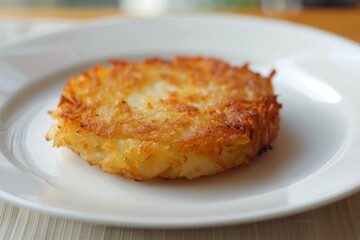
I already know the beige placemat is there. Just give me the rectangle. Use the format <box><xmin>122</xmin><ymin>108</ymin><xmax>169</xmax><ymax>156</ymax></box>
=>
<box><xmin>0</xmin><ymin>18</ymin><xmax>360</xmax><ymax>240</ymax></box>
<box><xmin>1</xmin><ymin>192</ymin><xmax>360</xmax><ymax>239</ymax></box>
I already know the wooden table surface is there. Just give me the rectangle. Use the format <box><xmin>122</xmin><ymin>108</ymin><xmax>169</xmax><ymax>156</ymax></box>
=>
<box><xmin>0</xmin><ymin>7</ymin><xmax>360</xmax><ymax>240</ymax></box>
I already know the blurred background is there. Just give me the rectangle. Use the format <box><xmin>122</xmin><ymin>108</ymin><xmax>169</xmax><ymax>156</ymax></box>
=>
<box><xmin>0</xmin><ymin>0</ymin><xmax>358</xmax><ymax>46</ymax></box>
<box><xmin>0</xmin><ymin>0</ymin><xmax>358</xmax><ymax>11</ymax></box>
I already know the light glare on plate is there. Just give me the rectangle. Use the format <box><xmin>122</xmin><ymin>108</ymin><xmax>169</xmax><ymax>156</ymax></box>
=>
<box><xmin>121</xmin><ymin>0</ymin><xmax>168</xmax><ymax>16</ymax></box>
<box><xmin>277</xmin><ymin>59</ymin><xmax>342</xmax><ymax>104</ymax></box>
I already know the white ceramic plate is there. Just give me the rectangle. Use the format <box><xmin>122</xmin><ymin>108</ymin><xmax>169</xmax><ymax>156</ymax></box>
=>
<box><xmin>0</xmin><ymin>14</ymin><xmax>360</xmax><ymax>228</ymax></box>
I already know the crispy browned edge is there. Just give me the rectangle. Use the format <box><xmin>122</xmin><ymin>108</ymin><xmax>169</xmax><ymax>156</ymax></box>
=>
<box><xmin>47</xmin><ymin>56</ymin><xmax>282</xmax><ymax>179</ymax></box>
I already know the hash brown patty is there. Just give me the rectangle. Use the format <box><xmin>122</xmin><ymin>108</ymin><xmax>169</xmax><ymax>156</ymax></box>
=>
<box><xmin>47</xmin><ymin>56</ymin><xmax>282</xmax><ymax>180</ymax></box>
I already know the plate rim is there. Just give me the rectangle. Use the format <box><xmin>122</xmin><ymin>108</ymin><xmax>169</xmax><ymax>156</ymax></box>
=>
<box><xmin>1</xmin><ymin>12</ymin><xmax>359</xmax><ymax>51</ymax></box>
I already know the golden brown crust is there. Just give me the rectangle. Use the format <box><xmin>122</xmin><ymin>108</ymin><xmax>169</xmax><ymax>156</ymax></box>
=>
<box><xmin>48</xmin><ymin>56</ymin><xmax>281</xmax><ymax>180</ymax></box>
